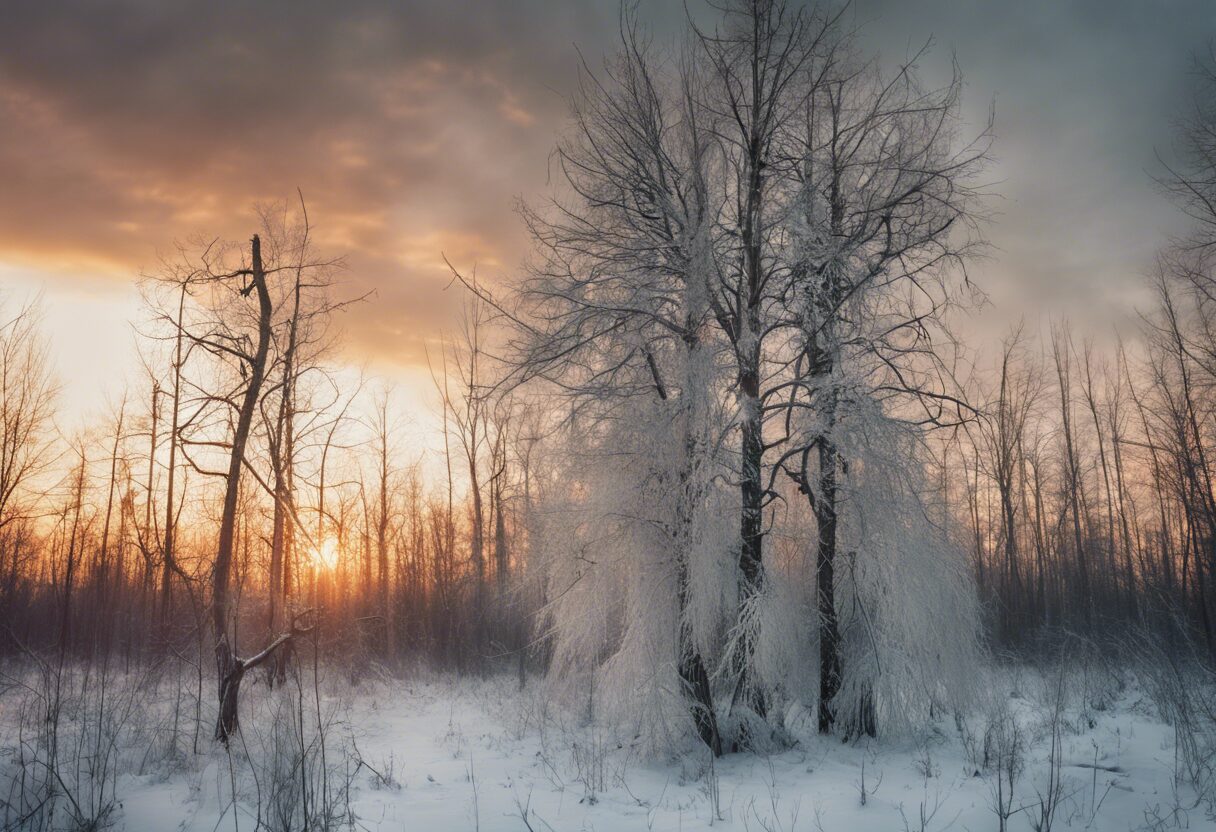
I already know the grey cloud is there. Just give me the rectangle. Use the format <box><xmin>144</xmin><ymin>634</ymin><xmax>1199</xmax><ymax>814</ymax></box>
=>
<box><xmin>0</xmin><ymin>0</ymin><xmax>1213</xmax><ymax>368</ymax></box>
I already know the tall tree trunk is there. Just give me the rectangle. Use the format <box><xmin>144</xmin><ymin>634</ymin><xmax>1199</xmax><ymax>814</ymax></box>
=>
<box><xmin>59</xmin><ymin>448</ymin><xmax>87</xmax><ymax>658</ymax></box>
<box><xmin>493</xmin><ymin>464</ymin><xmax>508</xmax><ymax>595</ymax></box>
<box><xmin>214</xmin><ymin>235</ymin><xmax>274</xmax><ymax>744</ymax></box>
<box><xmin>469</xmin><ymin>456</ymin><xmax>485</xmax><ymax>650</ymax></box>
<box><xmin>268</xmin><ymin>273</ymin><xmax>301</xmax><ymax>682</ymax></box>
<box><xmin>735</xmin><ymin>349</ymin><xmax>766</xmax><ymax>724</ymax></box>
<box><xmin>96</xmin><ymin>402</ymin><xmax>124</xmax><ymax>660</ymax></box>
<box><xmin>1054</xmin><ymin>331</ymin><xmax>1092</xmax><ymax>628</ymax></box>
<box><xmin>814</xmin><ymin>430</ymin><xmax>842</xmax><ymax>734</ymax></box>
<box><xmin>161</xmin><ymin>284</ymin><xmax>186</xmax><ymax>629</ymax></box>
<box><xmin>144</xmin><ymin>380</ymin><xmax>160</xmax><ymax>644</ymax></box>
<box><xmin>672</xmin><ymin>370</ymin><xmax>723</xmax><ymax>756</ymax></box>
<box><xmin>377</xmin><ymin>424</ymin><xmax>392</xmax><ymax>661</ymax></box>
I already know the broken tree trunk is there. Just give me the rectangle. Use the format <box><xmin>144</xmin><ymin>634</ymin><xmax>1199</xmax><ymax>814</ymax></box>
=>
<box><xmin>212</xmin><ymin>234</ymin><xmax>274</xmax><ymax>744</ymax></box>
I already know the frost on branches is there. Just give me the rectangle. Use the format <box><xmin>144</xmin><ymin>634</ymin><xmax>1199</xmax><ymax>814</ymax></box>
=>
<box><xmin>508</xmin><ymin>0</ymin><xmax>989</xmax><ymax>755</ymax></box>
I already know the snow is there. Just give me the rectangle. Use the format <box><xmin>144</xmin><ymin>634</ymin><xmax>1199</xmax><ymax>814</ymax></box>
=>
<box><xmin>52</xmin><ymin>664</ymin><xmax>1202</xmax><ymax>832</ymax></box>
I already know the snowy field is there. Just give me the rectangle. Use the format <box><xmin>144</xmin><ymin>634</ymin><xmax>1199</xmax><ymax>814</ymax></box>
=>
<box><xmin>2</xmin><ymin>658</ymin><xmax>1211</xmax><ymax>832</ymax></box>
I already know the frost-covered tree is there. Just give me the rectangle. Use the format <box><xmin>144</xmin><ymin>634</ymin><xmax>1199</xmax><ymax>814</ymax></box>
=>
<box><xmin>816</xmin><ymin>397</ymin><xmax>982</xmax><ymax>737</ymax></box>
<box><xmin>507</xmin><ymin>0</ymin><xmax>988</xmax><ymax>752</ymax></box>
<box><xmin>507</xmin><ymin>10</ymin><xmax>737</xmax><ymax>753</ymax></box>
<box><xmin>770</xmin><ymin>35</ymin><xmax>990</xmax><ymax>734</ymax></box>
<box><xmin>688</xmin><ymin>0</ymin><xmax>834</xmax><ymax>730</ymax></box>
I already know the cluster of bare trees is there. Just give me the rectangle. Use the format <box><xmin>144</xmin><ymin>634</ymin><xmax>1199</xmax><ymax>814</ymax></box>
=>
<box><xmin>954</xmin><ymin>54</ymin><xmax>1216</xmax><ymax>656</ymax></box>
<box><xmin>6</xmin><ymin>0</ymin><xmax>1216</xmax><ymax>769</ymax></box>
<box><xmin>956</xmin><ymin>324</ymin><xmax>1142</xmax><ymax>643</ymax></box>
<box><xmin>0</xmin><ymin>203</ymin><xmax>539</xmax><ymax>743</ymax></box>
<box><xmin>429</xmin><ymin>288</ymin><xmax>542</xmax><ymax>673</ymax></box>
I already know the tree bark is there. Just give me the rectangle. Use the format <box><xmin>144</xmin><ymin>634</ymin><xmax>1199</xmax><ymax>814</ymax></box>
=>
<box><xmin>213</xmin><ymin>234</ymin><xmax>274</xmax><ymax>744</ymax></box>
<box><xmin>814</xmin><ymin>433</ymin><xmax>842</xmax><ymax>734</ymax></box>
<box><xmin>161</xmin><ymin>283</ymin><xmax>186</xmax><ymax>629</ymax></box>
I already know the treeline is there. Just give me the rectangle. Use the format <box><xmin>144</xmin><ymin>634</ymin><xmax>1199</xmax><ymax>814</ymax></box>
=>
<box><xmin>0</xmin><ymin>210</ymin><xmax>540</xmax><ymax>691</ymax></box>
<box><xmin>953</xmin><ymin>56</ymin><xmax>1216</xmax><ymax>654</ymax></box>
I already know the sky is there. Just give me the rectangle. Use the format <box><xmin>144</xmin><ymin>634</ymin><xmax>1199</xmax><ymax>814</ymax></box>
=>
<box><xmin>1</xmin><ymin>0</ymin><xmax>1213</xmax><ymax>431</ymax></box>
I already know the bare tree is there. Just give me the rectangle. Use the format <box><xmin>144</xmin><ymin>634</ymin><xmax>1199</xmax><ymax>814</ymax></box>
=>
<box><xmin>149</xmin><ymin>225</ymin><xmax>338</xmax><ymax>743</ymax></box>
<box><xmin>755</xmin><ymin>10</ymin><xmax>988</xmax><ymax>734</ymax></box>
<box><xmin>0</xmin><ymin>296</ymin><xmax>57</xmax><ymax>534</ymax></box>
<box><xmin>976</xmin><ymin>326</ymin><xmax>1040</xmax><ymax>642</ymax></box>
<box><xmin>500</xmin><ymin>6</ymin><xmax>732</xmax><ymax>751</ymax></box>
<box><xmin>433</xmin><ymin>290</ymin><xmax>493</xmax><ymax>651</ymax></box>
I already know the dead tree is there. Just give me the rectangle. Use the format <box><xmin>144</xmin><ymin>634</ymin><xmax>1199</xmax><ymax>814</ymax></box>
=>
<box><xmin>160</xmin><ymin>282</ymin><xmax>187</xmax><ymax>629</ymax></box>
<box><xmin>976</xmin><ymin>327</ymin><xmax>1040</xmax><ymax>642</ymax></box>
<box><xmin>370</xmin><ymin>388</ymin><xmax>396</xmax><ymax>660</ymax></box>
<box><xmin>433</xmin><ymin>291</ymin><xmax>491</xmax><ymax>651</ymax></box>
<box><xmin>0</xmin><ymin>297</ymin><xmax>57</xmax><ymax>535</ymax></box>
<box><xmin>149</xmin><ymin>230</ymin><xmax>323</xmax><ymax>744</ymax></box>
<box><xmin>1052</xmin><ymin>325</ymin><xmax>1093</xmax><ymax>629</ymax></box>
<box><xmin>210</xmin><ymin>234</ymin><xmax>277</xmax><ymax>741</ymax></box>
<box><xmin>94</xmin><ymin>398</ymin><xmax>126</xmax><ymax>659</ymax></box>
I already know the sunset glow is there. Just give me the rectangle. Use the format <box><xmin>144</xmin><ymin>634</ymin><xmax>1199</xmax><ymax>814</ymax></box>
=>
<box><xmin>4</xmin><ymin>3</ymin><xmax>1216</xmax><ymax>830</ymax></box>
<box><xmin>313</xmin><ymin>536</ymin><xmax>340</xmax><ymax>571</ymax></box>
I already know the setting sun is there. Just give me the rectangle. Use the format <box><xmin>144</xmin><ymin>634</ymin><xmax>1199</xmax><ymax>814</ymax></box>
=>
<box><xmin>313</xmin><ymin>537</ymin><xmax>340</xmax><ymax>571</ymax></box>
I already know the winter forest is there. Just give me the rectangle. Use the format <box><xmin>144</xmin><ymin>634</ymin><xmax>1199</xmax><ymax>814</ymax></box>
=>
<box><xmin>4</xmin><ymin>1</ymin><xmax>1216</xmax><ymax>830</ymax></box>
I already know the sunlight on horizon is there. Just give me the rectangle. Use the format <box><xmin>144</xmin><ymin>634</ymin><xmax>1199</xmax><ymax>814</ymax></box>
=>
<box><xmin>313</xmin><ymin>536</ymin><xmax>340</xmax><ymax>571</ymax></box>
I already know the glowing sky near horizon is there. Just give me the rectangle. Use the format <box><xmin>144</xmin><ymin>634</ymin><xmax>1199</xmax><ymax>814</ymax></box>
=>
<box><xmin>1</xmin><ymin>0</ymin><xmax>1212</xmax><ymax>432</ymax></box>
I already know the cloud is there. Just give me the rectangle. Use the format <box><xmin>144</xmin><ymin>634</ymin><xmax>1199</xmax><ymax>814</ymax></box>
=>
<box><xmin>856</xmin><ymin>0</ymin><xmax>1211</xmax><ymax>329</ymax></box>
<box><xmin>1</xmin><ymin>0</ymin><xmax>1213</xmax><ymax>384</ymax></box>
<box><xmin>0</xmin><ymin>0</ymin><xmax>624</xmax><ymax>370</ymax></box>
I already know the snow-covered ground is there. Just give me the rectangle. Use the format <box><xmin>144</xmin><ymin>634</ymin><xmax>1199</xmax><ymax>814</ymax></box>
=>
<box><xmin>3</xmin><ymin>661</ymin><xmax>1209</xmax><ymax>831</ymax></box>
